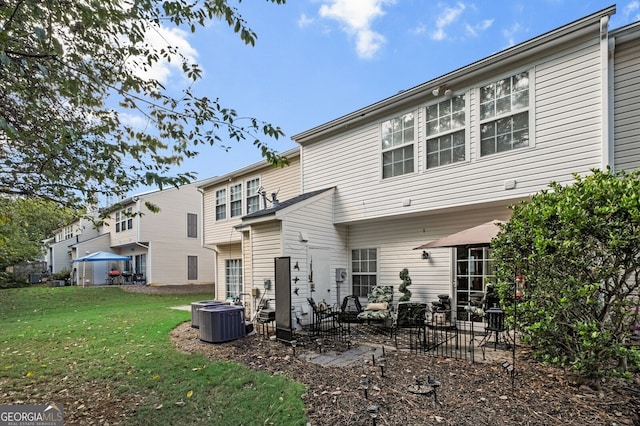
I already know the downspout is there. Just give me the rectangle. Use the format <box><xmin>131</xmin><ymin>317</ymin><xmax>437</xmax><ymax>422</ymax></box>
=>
<box><xmin>600</xmin><ymin>15</ymin><xmax>613</xmax><ymax>170</ymax></box>
<box><xmin>607</xmin><ymin>35</ymin><xmax>616</xmax><ymax>171</ymax></box>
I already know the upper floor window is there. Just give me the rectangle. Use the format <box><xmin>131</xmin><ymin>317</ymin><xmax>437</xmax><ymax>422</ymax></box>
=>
<box><xmin>426</xmin><ymin>95</ymin><xmax>466</xmax><ymax>169</ymax></box>
<box><xmin>62</xmin><ymin>225</ymin><xmax>74</xmax><ymax>240</ymax></box>
<box><xmin>246</xmin><ymin>178</ymin><xmax>260</xmax><ymax>214</ymax></box>
<box><xmin>187</xmin><ymin>213</ymin><xmax>197</xmax><ymax>238</ymax></box>
<box><xmin>230</xmin><ymin>184</ymin><xmax>242</xmax><ymax>218</ymax></box>
<box><xmin>479</xmin><ymin>72</ymin><xmax>530</xmax><ymax>156</ymax></box>
<box><xmin>215</xmin><ymin>189</ymin><xmax>226</xmax><ymax>221</ymax></box>
<box><xmin>115</xmin><ymin>207</ymin><xmax>132</xmax><ymax>233</ymax></box>
<box><xmin>381</xmin><ymin>112</ymin><xmax>415</xmax><ymax>179</ymax></box>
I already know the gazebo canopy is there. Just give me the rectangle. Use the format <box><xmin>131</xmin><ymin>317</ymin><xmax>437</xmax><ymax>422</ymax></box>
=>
<box><xmin>73</xmin><ymin>251</ymin><xmax>131</xmax><ymax>262</ymax></box>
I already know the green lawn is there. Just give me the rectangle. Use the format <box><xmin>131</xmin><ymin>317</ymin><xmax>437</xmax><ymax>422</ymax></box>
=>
<box><xmin>0</xmin><ymin>286</ymin><xmax>307</xmax><ymax>425</ymax></box>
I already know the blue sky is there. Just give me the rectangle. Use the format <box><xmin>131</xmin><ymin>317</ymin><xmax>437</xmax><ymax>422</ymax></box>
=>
<box><xmin>130</xmin><ymin>0</ymin><xmax>640</xmax><ymax>191</ymax></box>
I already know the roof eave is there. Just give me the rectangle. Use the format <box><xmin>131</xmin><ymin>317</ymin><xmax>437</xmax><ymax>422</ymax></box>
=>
<box><xmin>292</xmin><ymin>5</ymin><xmax>616</xmax><ymax>145</ymax></box>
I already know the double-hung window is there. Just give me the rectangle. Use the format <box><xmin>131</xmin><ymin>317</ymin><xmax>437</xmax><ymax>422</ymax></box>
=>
<box><xmin>215</xmin><ymin>189</ymin><xmax>226</xmax><ymax>221</ymax></box>
<box><xmin>381</xmin><ymin>112</ymin><xmax>415</xmax><ymax>179</ymax></box>
<box><xmin>187</xmin><ymin>255</ymin><xmax>198</xmax><ymax>280</ymax></box>
<box><xmin>479</xmin><ymin>72</ymin><xmax>530</xmax><ymax>156</ymax></box>
<box><xmin>115</xmin><ymin>207</ymin><xmax>133</xmax><ymax>233</ymax></box>
<box><xmin>246</xmin><ymin>178</ymin><xmax>260</xmax><ymax>214</ymax></box>
<box><xmin>187</xmin><ymin>213</ymin><xmax>197</xmax><ymax>238</ymax></box>
<box><xmin>426</xmin><ymin>95</ymin><xmax>466</xmax><ymax>168</ymax></box>
<box><xmin>351</xmin><ymin>248</ymin><xmax>377</xmax><ymax>297</ymax></box>
<box><xmin>225</xmin><ymin>259</ymin><xmax>243</xmax><ymax>299</ymax></box>
<box><xmin>230</xmin><ymin>184</ymin><xmax>242</xmax><ymax>217</ymax></box>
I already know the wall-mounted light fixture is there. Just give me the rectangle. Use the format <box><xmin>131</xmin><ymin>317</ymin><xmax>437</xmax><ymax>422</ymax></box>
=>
<box><xmin>421</xmin><ymin>251</ymin><xmax>430</xmax><ymax>260</ymax></box>
<box><xmin>432</xmin><ymin>85</ymin><xmax>452</xmax><ymax>98</ymax></box>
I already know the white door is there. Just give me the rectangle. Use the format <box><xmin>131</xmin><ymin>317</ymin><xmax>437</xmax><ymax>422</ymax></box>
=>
<box><xmin>308</xmin><ymin>247</ymin><xmax>332</xmax><ymax>305</ymax></box>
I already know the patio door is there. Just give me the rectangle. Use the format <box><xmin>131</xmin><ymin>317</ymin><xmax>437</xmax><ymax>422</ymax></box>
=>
<box><xmin>454</xmin><ymin>246</ymin><xmax>495</xmax><ymax>323</ymax></box>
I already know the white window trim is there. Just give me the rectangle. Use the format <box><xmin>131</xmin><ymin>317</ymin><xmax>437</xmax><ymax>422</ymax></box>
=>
<box><xmin>245</xmin><ymin>176</ymin><xmax>261</xmax><ymax>214</ymax></box>
<box><xmin>230</xmin><ymin>183</ymin><xmax>243</xmax><ymax>218</ymax></box>
<box><xmin>474</xmin><ymin>68</ymin><xmax>536</xmax><ymax>161</ymax></box>
<box><xmin>423</xmin><ymin>92</ymin><xmax>471</xmax><ymax>170</ymax></box>
<box><xmin>215</xmin><ymin>188</ymin><xmax>227</xmax><ymax>221</ymax></box>
<box><xmin>379</xmin><ymin>110</ymin><xmax>418</xmax><ymax>181</ymax></box>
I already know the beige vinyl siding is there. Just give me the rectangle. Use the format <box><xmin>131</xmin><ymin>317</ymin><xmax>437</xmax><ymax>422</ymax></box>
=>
<box><xmin>301</xmin><ymin>38</ymin><xmax>604</xmax><ymax>224</ymax></box>
<box><xmin>203</xmin><ymin>155</ymin><xmax>301</xmax><ymax>246</ymax></box>
<box><xmin>148</xmin><ymin>241</ymin><xmax>211</xmax><ymax>285</ymax></box>
<box><xmin>614</xmin><ymin>39</ymin><xmax>640</xmax><ymax>171</ymax></box>
<box><xmin>280</xmin><ymin>191</ymin><xmax>347</xmax><ymax>312</ymax></box>
<box><xmin>248</xmin><ymin>222</ymin><xmax>282</xmax><ymax>313</ymax></box>
<box><xmin>347</xmin><ymin>203</ymin><xmax>512</xmax><ymax>305</ymax></box>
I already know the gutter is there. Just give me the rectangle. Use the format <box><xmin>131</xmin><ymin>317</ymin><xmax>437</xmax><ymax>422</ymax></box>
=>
<box><xmin>292</xmin><ymin>6</ymin><xmax>616</xmax><ymax>145</ymax></box>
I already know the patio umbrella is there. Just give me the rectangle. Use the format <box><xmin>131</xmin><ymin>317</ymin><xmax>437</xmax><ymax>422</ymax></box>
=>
<box><xmin>414</xmin><ymin>220</ymin><xmax>506</xmax><ymax>249</ymax></box>
<box><xmin>73</xmin><ymin>251</ymin><xmax>131</xmax><ymax>287</ymax></box>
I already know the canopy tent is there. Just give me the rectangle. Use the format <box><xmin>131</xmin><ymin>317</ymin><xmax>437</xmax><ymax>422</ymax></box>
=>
<box><xmin>73</xmin><ymin>251</ymin><xmax>131</xmax><ymax>287</ymax></box>
<box><xmin>414</xmin><ymin>220</ymin><xmax>506</xmax><ymax>249</ymax></box>
<box><xmin>73</xmin><ymin>251</ymin><xmax>131</xmax><ymax>262</ymax></box>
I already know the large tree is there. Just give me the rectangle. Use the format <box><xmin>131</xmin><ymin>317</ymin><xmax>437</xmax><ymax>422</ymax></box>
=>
<box><xmin>0</xmin><ymin>197</ymin><xmax>75</xmax><ymax>271</ymax></box>
<box><xmin>492</xmin><ymin>169</ymin><xmax>640</xmax><ymax>380</ymax></box>
<box><xmin>0</xmin><ymin>0</ymin><xmax>286</xmax><ymax>210</ymax></box>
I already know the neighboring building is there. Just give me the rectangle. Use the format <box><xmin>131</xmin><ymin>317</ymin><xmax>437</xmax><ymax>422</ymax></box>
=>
<box><xmin>214</xmin><ymin>6</ymin><xmax>639</xmax><ymax>329</ymax></box>
<box><xmin>50</xmin><ymin>183</ymin><xmax>215</xmax><ymax>287</ymax></box>
<box><xmin>198</xmin><ymin>148</ymin><xmax>301</xmax><ymax>307</ymax></box>
<box><xmin>48</xmin><ymin>207</ymin><xmax>103</xmax><ymax>276</ymax></box>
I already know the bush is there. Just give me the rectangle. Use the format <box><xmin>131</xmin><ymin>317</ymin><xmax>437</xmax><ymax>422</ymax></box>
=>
<box><xmin>51</xmin><ymin>267</ymin><xmax>71</xmax><ymax>282</ymax></box>
<box><xmin>492</xmin><ymin>169</ymin><xmax>640</xmax><ymax>381</ymax></box>
<box><xmin>0</xmin><ymin>271</ymin><xmax>29</xmax><ymax>289</ymax></box>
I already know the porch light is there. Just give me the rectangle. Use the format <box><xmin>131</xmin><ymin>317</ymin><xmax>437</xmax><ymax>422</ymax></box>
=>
<box><xmin>421</xmin><ymin>251</ymin><xmax>430</xmax><ymax>260</ymax></box>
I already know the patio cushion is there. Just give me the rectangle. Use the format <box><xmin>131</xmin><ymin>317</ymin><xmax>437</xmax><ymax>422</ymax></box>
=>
<box><xmin>365</xmin><ymin>302</ymin><xmax>388</xmax><ymax>311</ymax></box>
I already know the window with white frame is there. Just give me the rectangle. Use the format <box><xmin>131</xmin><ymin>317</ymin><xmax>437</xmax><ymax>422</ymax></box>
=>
<box><xmin>426</xmin><ymin>95</ymin><xmax>466</xmax><ymax>169</ymax></box>
<box><xmin>351</xmin><ymin>248</ymin><xmax>377</xmax><ymax>297</ymax></box>
<box><xmin>62</xmin><ymin>225</ymin><xmax>74</xmax><ymax>240</ymax></box>
<box><xmin>187</xmin><ymin>213</ymin><xmax>197</xmax><ymax>238</ymax></box>
<box><xmin>479</xmin><ymin>71</ymin><xmax>530</xmax><ymax>156</ymax></box>
<box><xmin>246</xmin><ymin>178</ymin><xmax>260</xmax><ymax>214</ymax></box>
<box><xmin>215</xmin><ymin>188</ymin><xmax>226</xmax><ymax>221</ymax></box>
<box><xmin>381</xmin><ymin>112</ymin><xmax>415</xmax><ymax>179</ymax></box>
<box><xmin>115</xmin><ymin>207</ymin><xmax>133</xmax><ymax>233</ymax></box>
<box><xmin>225</xmin><ymin>259</ymin><xmax>243</xmax><ymax>299</ymax></box>
<box><xmin>187</xmin><ymin>255</ymin><xmax>198</xmax><ymax>280</ymax></box>
<box><xmin>134</xmin><ymin>254</ymin><xmax>146</xmax><ymax>275</ymax></box>
<box><xmin>230</xmin><ymin>183</ymin><xmax>242</xmax><ymax>217</ymax></box>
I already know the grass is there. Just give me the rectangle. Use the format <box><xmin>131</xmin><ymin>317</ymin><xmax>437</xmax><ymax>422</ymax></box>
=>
<box><xmin>0</xmin><ymin>286</ymin><xmax>307</xmax><ymax>425</ymax></box>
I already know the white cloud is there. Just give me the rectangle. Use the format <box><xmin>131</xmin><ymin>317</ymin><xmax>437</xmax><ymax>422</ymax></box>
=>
<box><xmin>138</xmin><ymin>25</ymin><xmax>198</xmax><ymax>84</ymax></box>
<box><xmin>465</xmin><ymin>18</ymin><xmax>493</xmax><ymax>37</ymax></box>
<box><xmin>118</xmin><ymin>112</ymin><xmax>148</xmax><ymax>129</ymax></box>
<box><xmin>318</xmin><ymin>0</ymin><xmax>396</xmax><ymax>59</ymax></box>
<box><xmin>298</xmin><ymin>13</ymin><xmax>314</xmax><ymax>28</ymax></box>
<box><xmin>623</xmin><ymin>1</ymin><xmax>640</xmax><ymax>21</ymax></box>
<box><xmin>121</xmin><ymin>22</ymin><xmax>198</xmax><ymax>85</ymax></box>
<box><xmin>502</xmin><ymin>22</ymin><xmax>521</xmax><ymax>47</ymax></box>
<box><xmin>431</xmin><ymin>2</ymin><xmax>466</xmax><ymax>41</ymax></box>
